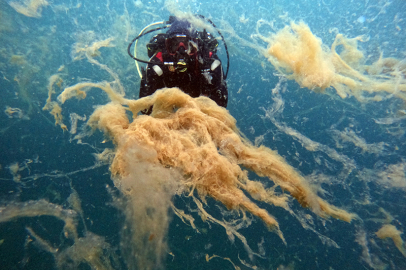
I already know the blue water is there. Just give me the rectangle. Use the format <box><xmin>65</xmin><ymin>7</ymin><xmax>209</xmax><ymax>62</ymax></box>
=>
<box><xmin>1</xmin><ymin>0</ymin><xmax>406</xmax><ymax>269</ymax></box>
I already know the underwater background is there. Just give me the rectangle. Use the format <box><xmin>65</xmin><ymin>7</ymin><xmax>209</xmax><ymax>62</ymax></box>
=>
<box><xmin>0</xmin><ymin>0</ymin><xmax>406</xmax><ymax>269</ymax></box>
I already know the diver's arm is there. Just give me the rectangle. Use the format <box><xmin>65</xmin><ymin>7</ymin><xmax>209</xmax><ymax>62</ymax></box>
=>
<box><xmin>139</xmin><ymin>68</ymin><xmax>151</xmax><ymax>99</ymax></box>
<box><xmin>202</xmin><ymin>59</ymin><xmax>228</xmax><ymax>108</ymax></box>
<box><xmin>139</xmin><ymin>56</ymin><xmax>166</xmax><ymax>114</ymax></box>
<box><xmin>139</xmin><ymin>56</ymin><xmax>165</xmax><ymax>98</ymax></box>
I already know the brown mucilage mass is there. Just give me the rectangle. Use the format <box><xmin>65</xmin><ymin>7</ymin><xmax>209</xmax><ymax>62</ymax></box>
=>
<box><xmin>82</xmin><ymin>87</ymin><xmax>355</xmax><ymax>234</ymax></box>
<box><xmin>265</xmin><ymin>22</ymin><xmax>406</xmax><ymax>101</ymax></box>
<box><xmin>57</xmin><ymin>81</ymin><xmax>359</xmax><ymax>269</ymax></box>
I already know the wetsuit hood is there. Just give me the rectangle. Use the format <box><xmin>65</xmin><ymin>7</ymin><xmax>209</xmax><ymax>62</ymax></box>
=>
<box><xmin>167</xmin><ymin>18</ymin><xmax>194</xmax><ymax>37</ymax></box>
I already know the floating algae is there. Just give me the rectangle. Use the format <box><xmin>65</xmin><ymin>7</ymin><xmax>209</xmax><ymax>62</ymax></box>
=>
<box><xmin>56</xmin><ymin>83</ymin><xmax>356</xmax><ymax>268</ymax></box>
<box><xmin>8</xmin><ymin>0</ymin><xmax>49</xmax><ymax>18</ymax></box>
<box><xmin>4</xmin><ymin>106</ymin><xmax>29</xmax><ymax>120</ymax></box>
<box><xmin>263</xmin><ymin>22</ymin><xmax>406</xmax><ymax>102</ymax></box>
<box><xmin>43</xmin><ymin>74</ymin><xmax>67</xmax><ymax>130</ymax></box>
<box><xmin>0</xmin><ymin>198</ymin><xmax>119</xmax><ymax>269</ymax></box>
<box><xmin>376</xmin><ymin>224</ymin><xmax>406</xmax><ymax>257</ymax></box>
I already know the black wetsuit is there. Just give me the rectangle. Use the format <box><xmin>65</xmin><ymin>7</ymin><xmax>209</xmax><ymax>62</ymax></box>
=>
<box><xmin>139</xmin><ymin>36</ymin><xmax>228</xmax><ymax>113</ymax></box>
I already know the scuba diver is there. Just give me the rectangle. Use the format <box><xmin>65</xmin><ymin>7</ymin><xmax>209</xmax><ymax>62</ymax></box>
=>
<box><xmin>128</xmin><ymin>16</ymin><xmax>229</xmax><ymax>114</ymax></box>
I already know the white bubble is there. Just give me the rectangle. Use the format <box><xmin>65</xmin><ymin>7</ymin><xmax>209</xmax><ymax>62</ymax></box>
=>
<box><xmin>134</xmin><ymin>0</ymin><xmax>143</xmax><ymax>8</ymax></box>
<box><xmin>357</xmin><ymin>15</ymin><xmax>366</xmax><ymax>23</ymax></box>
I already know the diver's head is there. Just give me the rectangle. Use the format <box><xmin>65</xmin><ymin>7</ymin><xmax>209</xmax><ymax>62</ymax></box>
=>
<box><xmin>165</xmin><ymin>18</ymin><xmax>198</xmax><ymax>57</ymax></box>
<box><xmin>165</xmin><ymin>34</ymin><xmax>198</xmax><ymax>56</ymax></box>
